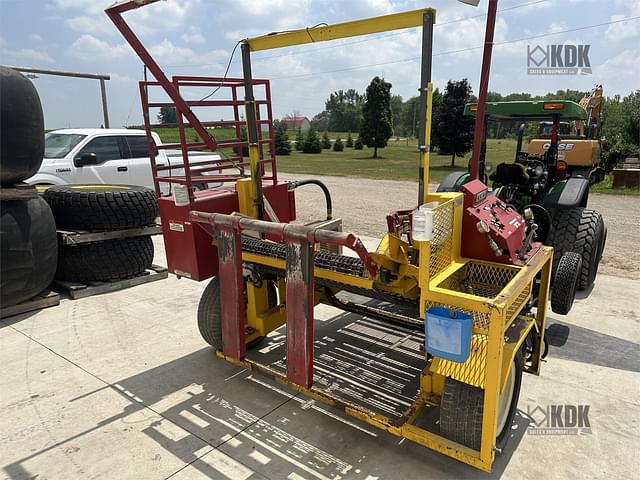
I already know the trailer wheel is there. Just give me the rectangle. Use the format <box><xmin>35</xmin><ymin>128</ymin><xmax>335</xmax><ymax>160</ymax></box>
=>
<box><xmin>56</xmin><ymin>236</ymin><xmax>153</xmax><ymax>282</ymax></box>
<box><xmin>43</xmin><ymin>185</ymin><xmax>158</xmax><ymax>230</ymax></box>
<box><xmin>547</xmin><ymin>207</ymin><xmax>604</xmax><ymax>290</ymax></box>
<box><xmin>197</xmin><ymin>276</ymin><xmax>278</xmax><ymax>350</ymax></box>
<box><xmin>440</xmin><ymin>352</ymin><xmax>523</xmax><ymax>451</ymax></box>
<box><xmin>1</xmin><ymin>197</ymin><xmax>57</xmax><ymax>307</ymax></box>
<box><xmin>550</xmin><ymin>252</ymin><xmax>582</xmax><ymax>315</ymax></box>
<box><xmin>0</xmin><ymin>67</ymin><xmax>45</xmax><ymax>185</ymax></box>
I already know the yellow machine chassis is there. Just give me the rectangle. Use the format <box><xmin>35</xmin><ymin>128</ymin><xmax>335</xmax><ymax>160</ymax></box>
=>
<box><xmin>219</xmin><ymin>7</ymin><xmax>552</xmax><ymax>473</ymax></box>
<box><xmin>228</xmin><ymin>192</ymin><xmax>552</xmax><ymax>472</ymax></box>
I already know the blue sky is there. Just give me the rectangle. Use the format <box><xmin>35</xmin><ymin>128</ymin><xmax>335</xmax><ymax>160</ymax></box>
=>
<box><xmin>1</xmin><ymin>0</ymin><xmax>638</xmax><ymax>129</ymax></box>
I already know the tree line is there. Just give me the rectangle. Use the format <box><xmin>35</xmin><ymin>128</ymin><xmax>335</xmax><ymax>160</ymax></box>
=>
<box><xmin>155</xmin><ymin>79</ymin><xmax>638</xmax><ymax>169</ymax></box>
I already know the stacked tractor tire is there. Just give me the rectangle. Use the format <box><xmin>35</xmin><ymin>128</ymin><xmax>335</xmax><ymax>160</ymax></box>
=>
<box><xmin>1</xmin><ymin>67</ymin><xmax>58</xmax><ymax>308</ymax></box>
<box><xmin>44</xmin><ymin>185</ymin><xmax>158</xmax><ymax>282</ymax></box>
<box><xmin>1</xmin><ymin>67</ymin><xmax>159</xmax><ymax>311</ymax></box>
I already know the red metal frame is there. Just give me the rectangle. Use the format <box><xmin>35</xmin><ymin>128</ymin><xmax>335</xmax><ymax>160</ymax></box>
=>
<box><xmin>138</xmin><ymin>76</ymin><xmax>277</xmax><ymax>205</ymax></box>
<box><xmin>469</xmin><ymin>0</ymin><xmax>498</xmax><ymax>181</ymax></box>
<box><xmin>189</xmin><ymin>211</ymin><xmax>379</xmax><ymax>387</ymax></box>
<box><xmin>106</xmin><ymin>1</ymin><xmax>278</xmax><ymax>207</ymax></box>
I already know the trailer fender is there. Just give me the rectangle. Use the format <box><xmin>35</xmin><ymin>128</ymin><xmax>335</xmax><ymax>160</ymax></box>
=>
<box><xmin>430</xmin><ymin>318</ymin><xmax>534</xmax><ymax>393</ymax></box>
<box><xmin>436</xmin><ymin>171</ymin><xmax>469</xmax><ymax>192</ymax></box>
<box><xmin>542</xmin><ymin>176</ymin><xmax>589</xmax><ymax>210</ymax></box>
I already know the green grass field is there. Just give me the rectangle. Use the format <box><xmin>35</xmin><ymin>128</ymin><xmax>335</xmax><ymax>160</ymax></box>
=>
<box><xmin>149</xmin><ymin>127</ymin><xmax>636</xmax><ymax>193</ymax></box>
<box><xmin>150</xmin><ymin>127</ymin><xmax>515</xmax><ymax>184</ymax></box>
<box><xmin>276</xmin><ymin>137</ymin><xmax>517</xmax><ymax>184</ymax></box>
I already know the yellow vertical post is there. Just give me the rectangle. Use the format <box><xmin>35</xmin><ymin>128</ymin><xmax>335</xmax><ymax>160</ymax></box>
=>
<box><xmin>479</xmin><ymin>307</ymin><xmax>502</xmax><ymax>469</ymax></box>
<box><xmin>421</xmin><ymin>82</ymin><xmax>433</xmax><ymax>203</ymax></box>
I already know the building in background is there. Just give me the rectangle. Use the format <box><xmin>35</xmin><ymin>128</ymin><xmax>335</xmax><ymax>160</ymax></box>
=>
<box><xmin>281</xmin><ymin>115</ymin><xmax>310</xmax><ymax>132</ymax></box>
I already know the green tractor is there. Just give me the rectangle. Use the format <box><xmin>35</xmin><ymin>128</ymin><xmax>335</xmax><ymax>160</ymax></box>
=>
<box><xmin>438</xmin><ymin>100</ymin><xmax>606</xmax><ymax>293</ymax></box>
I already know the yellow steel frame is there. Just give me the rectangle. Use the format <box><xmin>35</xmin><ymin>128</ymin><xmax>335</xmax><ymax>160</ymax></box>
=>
<box><xmin>223</xmin><ymin>6</ymin><xmax>554</xmax><ymax>473</ymax></box>
<box><xmin>245</xmin><ymin>8</ymin><xmax>436</xmax><ymax>51</ymax></box>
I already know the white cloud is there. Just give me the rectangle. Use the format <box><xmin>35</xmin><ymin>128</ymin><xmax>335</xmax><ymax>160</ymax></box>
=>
<box><xmin>69</xmin><ymin>34</ymin><xmax>131</xmax><ymax>61</ymax></box>
<box><xmin>0</xmin><ymin>37</ymin><xmax>54</xmax><ymax>63</ymax></box>
<box><xmin>149</xmin><ymin>39</ymin><xmax>228</xmax><ymax>66</ymax></box>
<box><xmin>605</xmin><ymin>14</ymin><xmax>640</xmax><ymax>42</ymax></box>
<box><xmin>50</xmin><ymin>0</ymin><xmax>204</xmax><ymax>36</ymax></box>
<box><xmin>66</xmin><ymin>15</ymin><xmax>115</xmax><ymax>36</ymax></box>
<box><xmin>595</xmin><ymin>48</ymin><xmax>640</xmax><ymax>94</ymax></box>
<box><xmin>181</xmin><ymin>27</ymin><xmax>206</xmax><ymax>45</ymax></box>
<box><xmin>29</xmin><ymin>33</ymin><xmax>43</xmax><ymax>42</ymax></box>
<box><xmin>49</xmin><ymin>0</ymin><xmax>106</xmax><ymax>15</ymax></box>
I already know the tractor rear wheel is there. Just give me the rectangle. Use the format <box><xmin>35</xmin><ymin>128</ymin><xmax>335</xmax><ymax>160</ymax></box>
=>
<box><xmin>197</xmin><ymin>276</ymin><xmax>278</xmax><ymax>350</ymax></box>
<box><xmin>440</xmin><ymin>352</ymin><xmax>523</xmax><ymax>451</ymax></box>
<box><xmin>547</xmin><ymin>207</ymin><xmax>605</xmax><ymax>291</ymax></box>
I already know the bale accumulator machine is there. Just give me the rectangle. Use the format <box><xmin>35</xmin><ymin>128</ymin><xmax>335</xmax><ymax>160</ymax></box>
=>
<box><xmin>107</xmin><ymin>0</ymin><xmax>577</xmax><ymax>472</ymax></box>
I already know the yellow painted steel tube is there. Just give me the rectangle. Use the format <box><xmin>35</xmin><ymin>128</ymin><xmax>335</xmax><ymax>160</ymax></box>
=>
<box><xmin>246</xmin><ymin>8</ymin><xmax>436</xmax><ymax>51</ymax></box>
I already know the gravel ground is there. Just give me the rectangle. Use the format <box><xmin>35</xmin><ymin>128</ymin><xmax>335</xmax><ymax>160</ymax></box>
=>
<box><xmin>280</xmin><ymin>172</ymin><xmax>640</xmax><ymax>280</ymax></box>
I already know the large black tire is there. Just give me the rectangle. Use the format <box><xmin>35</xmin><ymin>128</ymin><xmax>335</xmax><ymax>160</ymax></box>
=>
<box><xmin>56</xmin><ymin>236</ymin><xmax>153</xmax><ymax>282</ymax></box>
<box><xmin>198</xmin><ymin>276</ymin><xmax>278</xmax><ymax>350</ymax></box>
<box><xmin>0</xmin><ymin>67</ymin><xmax>45</xmax><ymax>185</ymax></box>
<box><xmin>437</xmin><ymin>171</ymin><xmax>469</xmax><ymax>192</ymax></box>
<box><xmin>551</xmin><ymin>252</ymin><xmax>582</xmax><ymax>315</ymax></box>
<box><xmin>440</xmin><ymin>352</ymin><xmax>523</xmax><ymax>451</ymax></box>
<box><xmin>43</xmin><ymin>185</ymin><xmax>158</xmax><ymax>230</ymax></box>
<box><xmin>1</xmin><ymin>197</ymin><xmax>57</xmax><ymax>307</ymax></box>
<box><xmin>547</xmin><ymin>208</ymin><xmax>605</xmax><ymax>291</ymax></box>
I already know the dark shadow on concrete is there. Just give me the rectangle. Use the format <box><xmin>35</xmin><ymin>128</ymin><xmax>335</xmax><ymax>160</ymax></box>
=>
<box><xmin>546</xmin><ymin>318</ymin><xmax>640</xmax><ymax>373</ymax></box>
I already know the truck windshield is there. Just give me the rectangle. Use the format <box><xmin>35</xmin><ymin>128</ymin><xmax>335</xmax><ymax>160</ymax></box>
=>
<box><xmin>44</xmin><ymin>133</ymin><xmax>87</xmax><ymax>158</ymax></box>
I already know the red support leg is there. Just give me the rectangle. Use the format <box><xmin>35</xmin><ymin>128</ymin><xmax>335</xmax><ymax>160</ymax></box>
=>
<box><xmin>216</xmin><ymin>221</ymin><xmax>246</xmax><ymax>360</ymax></box>
<box><xmin>284</xmin><ymin>226</ymin><xmax>315</xmax><ymax>388</ymax></box>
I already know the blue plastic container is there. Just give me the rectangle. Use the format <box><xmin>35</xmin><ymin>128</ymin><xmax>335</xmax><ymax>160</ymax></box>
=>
<box><xmin>425</xmin><ymin>306</ymin><xmax>473</xmax><ymax>363</ymax></box>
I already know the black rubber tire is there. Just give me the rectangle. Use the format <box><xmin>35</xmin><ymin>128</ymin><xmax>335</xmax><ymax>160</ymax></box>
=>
<box><xmin>1</xmin><ymin>197</ymin><xmax>57</xmax><ymax>307</ymax></box>
<box><xmin>547</xmin><ymin>208</ymin><xmax>605</xmax><ymax>291</ymax></box>
<box><xmin>0</xmin><ymin>67</ymin><xmax>45</xmax><ymax>185</ymax></box>
<box><xmin>197</xmin><ymin>276</ymin><xmax>278</xmax><ymax>350</ymax></box>
<box><xmin>437</xmin><ymin>171</ymin><xmax>469</xmax><ymax>192</ymax></box>
<box><xmin>43</xmin><ymin>185</ymin><xmax>158</xmax><ymax>231</ymax></box>
<box><xmin>550</xmin><ymin>252</ymin><xmax>582</xmax><ymax>315</ymax></box>
<box><xmin>440</xmin><ymin>352</ymin><xmax>523</xmax><ymax>451</ymax></box>
<box><xmin>56</xmin><ymin>236</ymin><xmax>153</xmax><ymax>282</ymax></box>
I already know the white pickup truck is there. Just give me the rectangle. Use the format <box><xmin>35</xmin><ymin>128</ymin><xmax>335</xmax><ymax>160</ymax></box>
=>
<box><xmin>28</xmin><ymin>128</ymin><xmax>221</xmax><ymax>193</ymax></box>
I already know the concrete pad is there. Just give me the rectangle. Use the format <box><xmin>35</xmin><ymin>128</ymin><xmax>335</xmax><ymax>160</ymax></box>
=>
<box><xmin>2</xmin><ymin>233</ymin><xmax>639</xmax><ymax>479</ymax></box>
<box><xmin>0</xmin><ymin>325</ymin><xmax>208</xmax><ymax>480</ymax></box>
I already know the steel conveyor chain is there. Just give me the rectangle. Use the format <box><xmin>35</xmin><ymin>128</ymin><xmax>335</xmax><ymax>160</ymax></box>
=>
<box><xmin>241</xmin><ymin>236</ymin><xmax>367</xmax><ymax>277</ymax></box>
<box><xmin>241</xmin><ymin>236</ymin><xmax>417</xmax><ymax>307</ymax></box>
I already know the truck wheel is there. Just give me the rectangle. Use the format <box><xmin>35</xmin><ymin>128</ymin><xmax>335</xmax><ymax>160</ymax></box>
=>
<box><xmin>56</xmin><ymin>236</ymin><xmax>153</xmax><ymax>282</ymax></box>
<box><xmin>550</xmin><ymin>252</ymin><xmax>582</xmax><ymax>315</ymax></box>
<box><xmin>0</xmin><ymin>67</ymin><xmax>45</xmax><ymax>185</ymax></box>
<box><xmin>197</xmin><ymin>276</ymin><xmax>278</xmax><ymax>350</ymax></box>
<box><xmin>1</xmin><ymin>197</ymin><xmax>57</xmax><ymax>307</ymax></box>
<box><xmin>440</xmin><ymin>352</ymin><xmax>523</xmax><ymax>451</ymax></box>
<box><xmin>547</xmin><ymin>208</ymin><xmax>604</xmax><ymax>290</ymax></box>
<box><xmin>43</xmin><ymin>185</ymin><xmax>158</xmax><ymax>230</ymax></box>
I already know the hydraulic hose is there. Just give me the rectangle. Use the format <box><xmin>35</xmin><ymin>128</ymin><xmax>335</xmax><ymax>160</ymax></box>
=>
<box><xmin>287</xmin><ymin>179</ymin><xmax>333</xmax><ymax>220</ymax></box>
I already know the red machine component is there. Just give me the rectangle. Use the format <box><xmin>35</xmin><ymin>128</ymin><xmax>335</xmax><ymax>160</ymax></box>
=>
<box><xmin>139</xmin><ymin>76</ymin><xmax>296</xmax><ymax>281</ymax></box>
<box><xmin>460</xmin><ymin>180</ymin><xmax>537</xmax><ymax>265</ymax></box>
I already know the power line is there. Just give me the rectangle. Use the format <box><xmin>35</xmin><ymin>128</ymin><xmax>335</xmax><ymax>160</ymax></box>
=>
<box><xmin>266</xmin><ymin>14</ymin><xmax>640</xmax><ymax>80</ymax></box>
<box><xmin>163</xmin><ymin>0</ymin><xmax>549</xmax><ymax>70</ymax></box>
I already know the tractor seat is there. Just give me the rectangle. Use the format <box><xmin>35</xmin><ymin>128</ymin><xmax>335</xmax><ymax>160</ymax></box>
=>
<box><xmin>491</xmin><ymin>162</ymin><xmax>529</xmax><ymax>186</ymax></box>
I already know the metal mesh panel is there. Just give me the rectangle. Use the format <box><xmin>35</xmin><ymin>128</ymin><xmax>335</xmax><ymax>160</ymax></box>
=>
<box><xmin>425</xmin><ymin>300</ymin><xmax>491</xmax><ymax>332</ymax></box>
<box><xmin>429</xmin><ymin>201</ymin><xmax>455</xmax><ymax>279</ymax></box>
<box><xmin>430</xmin><ymin>334</ymin><xmax>488</xmax><ymax>388</ymax></box>
<box><xmin>504</xmin><ymin>283</ymin><xmax>532</xmax><ymax>324</ymax></box>
<box><xmin>437</xmin><ymin>262</ymin><xmax>517</xmax><ymax>299</ymax></box>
